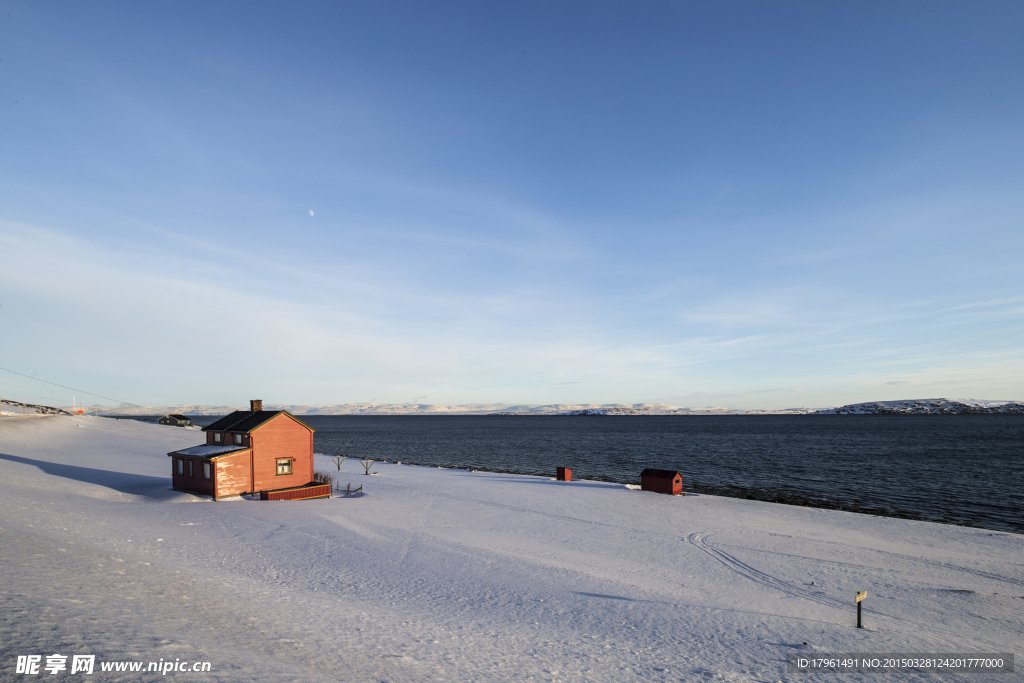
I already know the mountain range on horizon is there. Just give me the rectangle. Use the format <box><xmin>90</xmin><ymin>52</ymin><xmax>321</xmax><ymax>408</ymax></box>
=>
<box><xmin>55</xmin><ymin>397</ymin><xmax>1024</xmax><ymax>417</ymax></box>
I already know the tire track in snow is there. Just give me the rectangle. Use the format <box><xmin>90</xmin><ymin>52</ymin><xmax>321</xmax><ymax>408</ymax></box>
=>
<box><xmin>725</xmin><ymin>531</ymin><xmax>1024</xmax><ymax>589</ymax></box>
<box><xmin>864</xmin><ymin>548</ymin><xmax>1024</xmax><ymax>588</ymax></box>
<box><xmin>371</xmin><ymin>479</ymin><xmax>646</xmax><ymax>535</ymax></box>
<box><xmin>686</xmin><ymin>532</ymin><xmax>1018</xmax><ymax>651</ymax></box>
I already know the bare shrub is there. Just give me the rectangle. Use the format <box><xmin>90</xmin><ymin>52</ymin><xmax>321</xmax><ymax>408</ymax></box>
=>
<box><xmin>313</xmin><ymin>471</ymin><xmax>334</xmax><ymax>485</ymax></box>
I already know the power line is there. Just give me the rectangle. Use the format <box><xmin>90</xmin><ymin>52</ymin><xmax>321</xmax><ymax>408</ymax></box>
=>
<box><xmin>0</xmin><ymin>365</ymin><xmax>143</xmax><ymax>408</ymax></box>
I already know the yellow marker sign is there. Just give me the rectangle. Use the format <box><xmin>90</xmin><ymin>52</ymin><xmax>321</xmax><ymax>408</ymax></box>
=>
<box><xmin>856</xmin><ymin>591</ymin><xmax>867</xmax><ymax>603</ymax></box>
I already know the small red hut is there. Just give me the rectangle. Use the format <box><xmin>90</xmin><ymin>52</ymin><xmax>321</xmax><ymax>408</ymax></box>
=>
<box><xmin>640</xmin><ymin>468</ymin><xmax>683</xmax><ymax>496</ymax></box>
<box><xmin>168</xmin><ymin>400</ymin><xmax>328</xmax><ymax>501</ymax></box>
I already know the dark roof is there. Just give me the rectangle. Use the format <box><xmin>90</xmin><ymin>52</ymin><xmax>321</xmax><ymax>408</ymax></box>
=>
<box><xmin>640</xmin><ymin>468</ymin><xmax>682</xmax><ymax>479</ymax></box>
<box><xmin>163</xmin><ymin>414</ymin><xmax>189</xmax><ymax>420</ymax></box>
<box><xmin>202</xmin><ymin>410</ymin><xmax>314</xmax><ymax>433</ymax></box>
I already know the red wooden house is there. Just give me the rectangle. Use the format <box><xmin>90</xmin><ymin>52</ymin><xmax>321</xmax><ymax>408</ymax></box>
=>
<box><xmin>168</xmin><ymin>400</ymin><xmax>328</xmax><ymax>500</ymax></box>
<box><xmin>640</xmin><ymin>468</ymin><xmax>684</xmax><ymax>496</ymax></box>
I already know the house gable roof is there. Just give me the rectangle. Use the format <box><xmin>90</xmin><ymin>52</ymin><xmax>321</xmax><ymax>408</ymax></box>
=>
<box><xmin>202</xmin><ymin>410</ymin><xmax>314</xmax><ymax>434</ymax></box>
<box><xmin>640</xmin><ymin>468</ymin><xmax>682</xmax><ymax>479</ymax></box>
<box><xmin>162</xmin><ymin>413</ymin><xmax>189</xmax><ymax>420</ymax></box>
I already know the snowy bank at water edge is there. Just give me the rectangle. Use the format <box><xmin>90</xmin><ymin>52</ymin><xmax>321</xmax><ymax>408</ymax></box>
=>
<box><xmin>0</xmin><ymin>416</ymin><xmax>1021</xmax><ymax>682</ymax></box>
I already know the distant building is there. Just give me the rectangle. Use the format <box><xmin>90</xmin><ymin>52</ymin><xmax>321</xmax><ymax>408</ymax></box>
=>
<box><xmin>640</xmin><ymin>469</ymin><xmax>684</xmax><ymax>496</ymax></box>
<box><xmin>167</xmin><ymin>399</ymin><xmax>327</xmax><ymax>501</ymax></box>
<box><xmin>158</xmin><ymin>413</ymin><xmax>192</xmax><ymax>427</ymax></box>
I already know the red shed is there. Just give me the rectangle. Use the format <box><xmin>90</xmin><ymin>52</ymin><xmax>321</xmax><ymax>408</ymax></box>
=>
<box><xmin>168</xmin><ymin>400</ymin><xmax>317</xmax><ymax>500</ymax></box>
<box><xmin>640</xmin><ymin>468</ymin><xmax>683</xmax><ymax>496</ymax></box>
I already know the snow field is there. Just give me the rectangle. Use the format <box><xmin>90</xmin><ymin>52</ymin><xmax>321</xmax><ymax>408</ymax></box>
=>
<box><xmin>0</xmin><ymin>416</ymin><xmax>1021</xmax><ymax>682</ymax></box>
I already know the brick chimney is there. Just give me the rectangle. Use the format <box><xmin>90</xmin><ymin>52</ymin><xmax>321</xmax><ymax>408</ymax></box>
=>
<box><xmin>250</xmin><ymin>399</ymin><xmax>263</xmax><ymax>412</ymax></box>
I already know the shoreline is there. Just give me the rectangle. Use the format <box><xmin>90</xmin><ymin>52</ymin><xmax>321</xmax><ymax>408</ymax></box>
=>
<box><xmin>20</xmin><ymin>414</ymin><xmax>1020</xmax><ymax>534</ymax></box>
<box><xmin>356</xmin><ymin>457</ymin><xmax>1024</xmax><ymax>536</ymax></box>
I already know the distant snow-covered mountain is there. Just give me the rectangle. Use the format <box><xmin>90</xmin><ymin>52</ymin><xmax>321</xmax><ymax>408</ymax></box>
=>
<box><xmin>551</xmin><ymin>405</ymin><xmax>813</xmax><ymax>416</ymax></box>
<box><xmin>813</xmin><ymin>398</ymin><xmax>1024</xmax><ymax>415</ymax></box>
<box><xmin>96</xmin><ymin>404</ymin><xmax>239</xmax><ymax>416</ymax></box>
<box><xmin>97</xmin><ymin>402</ymin><xmax>811</xmax><ymax>416</ymax></box>
<box><xmin>92</xmin><ymin>398</ymin><xmax>1022</xmax><ymax>417</ymax></box>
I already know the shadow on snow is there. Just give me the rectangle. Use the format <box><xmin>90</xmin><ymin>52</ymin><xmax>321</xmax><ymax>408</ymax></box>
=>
<box><xmin>0</xmin><ymin>451</ymin><xmax>183</xmax><ymax>500</ymax></box>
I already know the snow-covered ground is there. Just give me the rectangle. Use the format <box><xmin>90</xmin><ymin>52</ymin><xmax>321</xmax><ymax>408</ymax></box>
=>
<box><xmin>1</xmin><ymin>416</ymin><xmax>1020</xmax><ymax>681</ymax></box>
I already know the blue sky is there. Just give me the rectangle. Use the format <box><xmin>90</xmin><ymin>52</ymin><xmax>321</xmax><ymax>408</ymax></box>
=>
<box><xmin>1</xmin><ymin>1</ymin><xmax>1022</xmax><ymax>409</ymax></box>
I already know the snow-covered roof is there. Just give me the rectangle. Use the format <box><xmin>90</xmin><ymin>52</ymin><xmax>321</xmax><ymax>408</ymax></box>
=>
<box><xmin>167</xmin><ymin>444</ymin><xmax>249</xmax><ymax>459</ymax></box>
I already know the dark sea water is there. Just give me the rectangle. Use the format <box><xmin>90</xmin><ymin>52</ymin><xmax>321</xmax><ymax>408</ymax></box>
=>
<box><xmin>189</xmin><ymin>414</ymin><xmax>1023</xmax><ymax>534</ymax></box>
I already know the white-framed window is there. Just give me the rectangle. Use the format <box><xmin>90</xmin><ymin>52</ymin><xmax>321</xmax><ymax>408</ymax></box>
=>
<box><xmin>176</xmin><ymin>459</ymin><xmax>184</xmax><ymax>476</ymax></box>
<box><xmin>276</xmin><ymin>458</ymin><xmax>293</xmax><ymax>475</ymax></box>
<box><xmin>213</xmin><ymin>432</ymin><xmax>222</xmax><ymax>444</ymax></box>
<box><xmin>202</xmin><ymin>462</ymin><xmax>212</xmax><ymax>480</ymax></box>
<box><xmin>233</xmin><ymin>433</ymin><xmax>243</xmax><ymax>445</ymax></box>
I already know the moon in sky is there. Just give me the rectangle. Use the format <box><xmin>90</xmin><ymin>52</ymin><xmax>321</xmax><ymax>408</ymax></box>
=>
<box><xmin>309</xmin><ymin>210</ymin><xmax>314</xmax><ymax>216</ymax></box>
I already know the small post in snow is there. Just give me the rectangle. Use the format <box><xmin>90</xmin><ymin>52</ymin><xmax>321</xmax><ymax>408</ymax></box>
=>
<box><xmin>359</xmin><ymin>459</ymin><xmax>374</xmax><ymax>475</ymax></box>
<box><xmin>330</xmin><ymin>455</ymin><xmax>347</xmax><ymax>471</ymax></box>
<box><xmin>856</xmin><ymin>591</ymin><xmax>867</xmax><ymax>628</ymax></box>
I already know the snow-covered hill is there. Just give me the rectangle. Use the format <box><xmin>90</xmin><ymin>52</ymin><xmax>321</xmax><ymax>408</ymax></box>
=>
<box><xmin>95</xmin><ymin>404</ymin><xmax>240</xmax><ymax>416</ymax></box>
<box><xmin>813</xmin><ymin>398</ymin><xmax>1024</xmax><ymax>415</ymax></box>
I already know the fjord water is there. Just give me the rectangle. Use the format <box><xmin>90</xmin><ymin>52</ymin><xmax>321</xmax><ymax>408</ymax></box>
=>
<box><xmin>194</xmin><ymin>414</ymin><xmax>1023</xmax><ymax>533</ymax></box>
